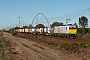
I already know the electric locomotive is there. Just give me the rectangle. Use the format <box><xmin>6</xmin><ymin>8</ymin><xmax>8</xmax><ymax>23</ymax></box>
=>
<box><xmin>53</xmin><ymin>25</ymin><xmax>77</xmax><ymax>38</ymax></box>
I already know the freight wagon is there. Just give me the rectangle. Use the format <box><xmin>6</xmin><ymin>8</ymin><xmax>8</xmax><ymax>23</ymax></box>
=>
<box><xmin>44</xmin><ymin>27</ymin><xmax>51</xmax><ymax>35</ymax></box>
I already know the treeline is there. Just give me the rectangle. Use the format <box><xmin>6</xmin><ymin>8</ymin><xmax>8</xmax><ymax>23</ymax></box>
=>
<box><xmin>77</xmin><ymin>28</ymin><xmax>90</xmax><ymax>33</ymax></box>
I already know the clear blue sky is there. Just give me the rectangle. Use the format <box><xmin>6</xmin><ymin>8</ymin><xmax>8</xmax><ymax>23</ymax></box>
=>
<box><xmin>0</xmin><ymin>0</ymin><xmax>90</xmax><ymax>30</ymax></box>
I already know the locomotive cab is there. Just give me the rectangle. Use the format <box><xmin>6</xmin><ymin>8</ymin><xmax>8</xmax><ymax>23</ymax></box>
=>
<box><xmin>69</xmin><ymin>26</ymin><xmax>77</xmax><ymax>38</ymax></box>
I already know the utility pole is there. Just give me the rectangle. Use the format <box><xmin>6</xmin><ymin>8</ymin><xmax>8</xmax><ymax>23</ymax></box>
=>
<box><xmin>17</xmin><ymin>16</ymin><xmax>21</xmax><ymax>28</ymax></box>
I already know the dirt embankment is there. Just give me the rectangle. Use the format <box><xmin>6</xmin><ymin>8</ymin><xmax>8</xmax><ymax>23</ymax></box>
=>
<box><xmin>0</xmin><ymin>32</ymin><xmax>90</xmax><ymax>60</ymax></box>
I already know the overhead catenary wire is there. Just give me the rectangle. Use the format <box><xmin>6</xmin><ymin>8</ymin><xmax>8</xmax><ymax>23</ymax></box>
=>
<box><xmin>31</xmin><ymin>8</ymin><xmax>90</xmax><ymax>27</ymax></box>
<box><xmin>46</xmin><ymin>8</ymin><xmax>90</xmax><ymax>24</ymax></box>
<box><xmin>48</xmin><ymin>8</ymin><xmax>90</xmax><ymax>20</ymax></box>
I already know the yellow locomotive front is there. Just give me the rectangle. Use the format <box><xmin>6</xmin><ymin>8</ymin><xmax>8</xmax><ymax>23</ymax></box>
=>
<box><xmin>69</xmin><ymin>26</ymin><xmax>77</xmax><ymax>38</ymax></box>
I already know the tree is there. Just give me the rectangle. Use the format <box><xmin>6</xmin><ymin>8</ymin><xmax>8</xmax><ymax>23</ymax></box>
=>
<box><xmin>50</xmin><ymin>22</ymin><xmax>63</xmax><ymax>28</ymax></box>
<box><xmin>2</xmin><ymin>29</ymin><xmax>6</xmax><ymax>31</ymax></box>
<box><xmin>79</xmin><ymin>16</ymin><xmax>88</xmax><ymax>34</ymax></box>
<box><xmin>35</xmin><ymin>24</ymin><xmax>45</xmax><ymax>28</ymax></box>
<box><xmin>73</xmin><ymin>23</ymin><xmax>78</xmax><ymax>28</ymax></box>
<box><xmin>15</xmin><ymin>26</ymin><xmax>20</xmax><ymax>29</ymax></box>
<box><xmin>23</xmin><ymin>26</ymin><xmax>28</xmax><ymax>28</ymax></box>
<box><xmin>28</xmin><ymin>24</ymin><xmax>33</xmax><ymax>28</ymax></box>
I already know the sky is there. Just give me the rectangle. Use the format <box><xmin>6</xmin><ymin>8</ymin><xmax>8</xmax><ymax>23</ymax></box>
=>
<box><xmin>0</xmin><ymin>0</ymin><xmax>90</xmax><ymax>30</ymax></box>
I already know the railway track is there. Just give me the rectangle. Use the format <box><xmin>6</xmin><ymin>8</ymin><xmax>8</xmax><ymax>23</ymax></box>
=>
<box><xmin>22</xmin><ymin>33</ymin><xmax>89</xmax><ymax>43</ymax></box>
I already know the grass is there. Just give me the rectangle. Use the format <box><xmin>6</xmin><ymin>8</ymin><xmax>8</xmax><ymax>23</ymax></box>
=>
<box><xmin>12</xmin><ymin>33</ymin><xmax>90</xmax><ymax>59</ymax></box>
<box><xmin>0</xmin><ymin>36</ymin><xmax>13</xmax><ymax>60</ymax></box>
<box><xmin>79</xmin><ymin>41</ymin><xmax>90</xmax><ymax>48</ymax></box>
<box><xmin>61</xmin><ymin>42</ymin><xmax>79</xmax><ymax>53</ymax></box>
<box><xmin>87</xmin><ymin>41</ymin><xmax>90</xmax><ymax>48</ymax></box>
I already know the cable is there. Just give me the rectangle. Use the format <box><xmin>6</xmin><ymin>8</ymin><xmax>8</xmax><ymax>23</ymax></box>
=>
<box><xmin>47</xmin><ymin>8</ymin><xmax>90</xmax><ymax>22</ymax></box>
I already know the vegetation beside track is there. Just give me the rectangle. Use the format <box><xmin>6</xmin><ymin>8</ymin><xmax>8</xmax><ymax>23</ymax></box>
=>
<box><xmin>0</xmin><ymin>36</ymin><xmax>14</xmax><ymax>60</ymax></box>
<box><xmin>0</xmin><ymin>35</ymin><xmax>21</xmax><ymax>60</ymax></box>
<box><xmin>13</xmin><ymin>33</ymin><xmax>90</xmax><ymax>60</ymax></box>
